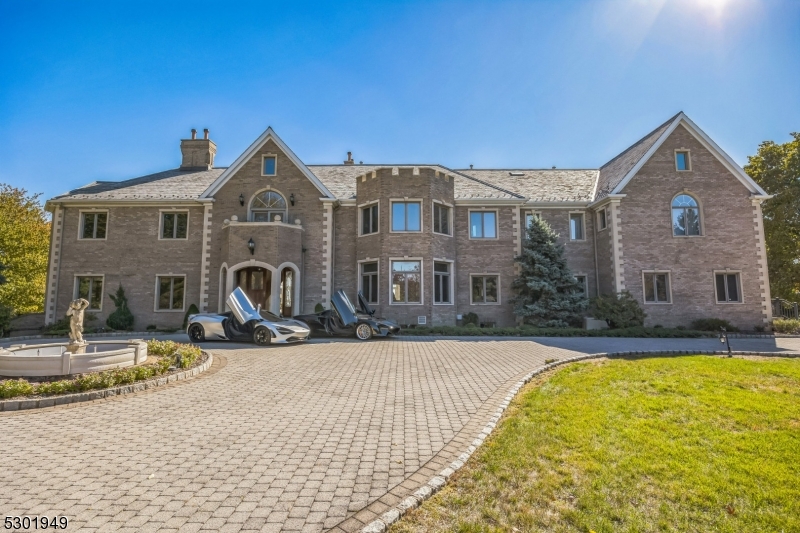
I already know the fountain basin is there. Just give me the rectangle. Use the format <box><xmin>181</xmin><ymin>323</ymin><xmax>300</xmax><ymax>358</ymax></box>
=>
<box><xmin>0</xmin><ymin>340</ymin><xmax>148</xmax><ymax>377</ymax></box>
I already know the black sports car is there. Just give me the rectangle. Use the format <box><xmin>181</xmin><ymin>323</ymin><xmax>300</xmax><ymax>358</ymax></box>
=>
<box><xmin>295</xmin><ymin>290</ymin><xmax>400</xmax><ymax>340</ymax></box>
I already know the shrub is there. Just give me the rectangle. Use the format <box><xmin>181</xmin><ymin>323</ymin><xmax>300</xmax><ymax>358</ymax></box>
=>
<box><xmin>0</xmin><ymin>304</ymin><xmax>13</xmax><ymax>337</ymax></box>
<box><xmin>183</xmin><ymin>304</ymin><xmax>199</xmax><ymax>329</ymax></box>
<box><xmin>690</xmin><ymin>318</ymin><xmax>739</xmax><ymax>332</ymax></box>
<box><xmin>146</xmin><ymin>339</ymin><xmax>179</xmax><ymax>356</ymax></box>
<box><xmin>0</xmin><ymin>379</ymin><xmax>35</xmax><ymax>399</ymax></box>
<box><xmin>591</xmin><ymin>292</ymin><xmax>646</xmax><ymax>329</ymax></box>
<box><xmin>106</xmin><ymin>285</ymin><xmax>134</xmax><ymax>330</ymax></box>
<box><xmin>146</xmin><ymin>324</ymin><xmax>157</xmax><ymax>331</ymax></box>
<box><xmin>175</xmin><ymin>344</ymin><xmax>202</xmax><ymax>368</ymax></box>
<box><xmin>773</xmin><ymin>318</ymin><xmax>800</xmax><ymax>334</ymax></box>
<box><xmin>462</xmin><ymin>312</ymin><xmax>479</xmax><ymax>327</ymax></box>
<box><xmin>315</xmin><ymin>302</ymin><xmax>325</xmax><ymax>313</ymax></box>
<box><xmin>43</xmin><ymin>316</ymin><xmax>71</xmax><ymax>335</ymax></box>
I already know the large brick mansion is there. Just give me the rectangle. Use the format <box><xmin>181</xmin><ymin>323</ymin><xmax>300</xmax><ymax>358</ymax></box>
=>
<box><xmin>44</xmin><ymin>112</ymin><xmax>772</xmax><ymax>329</ymax></box>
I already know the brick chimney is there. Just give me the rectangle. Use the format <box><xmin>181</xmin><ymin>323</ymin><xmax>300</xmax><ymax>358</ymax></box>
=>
<box><xmin>344</xmin><ymin>151</ymin><xmax>354</xmax><ymax>165</ymax></box>
<box><xmin>180</xmin><ymin>128</ymin><xmax>216</xmax><ymax>171</ymax></box>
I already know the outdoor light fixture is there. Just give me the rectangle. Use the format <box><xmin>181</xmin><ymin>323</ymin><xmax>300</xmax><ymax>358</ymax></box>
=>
<box><xmin>289</xmin><ymin>193</ymin><xmax>295</xmax><ymax>206</ymax></box>
<box><xmin>719</xmin><ymin>327</ymin><xmax>732</xmax><ymax>357</ymax></box>
<box><xmin>248</xmin><ymin>238</ymin><xmax>255</xmax><ymax>255</ymax></box>
<box><xmin>239</xmin><ymin>193</ymin><xmax>245</xmax><ymax>206</ymax></box>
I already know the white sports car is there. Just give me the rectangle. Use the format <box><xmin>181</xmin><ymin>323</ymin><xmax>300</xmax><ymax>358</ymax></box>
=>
<box><xmin>186</xmin><ymin>287</ymin><xmax>311</xmax><ymax>345</ymax></box>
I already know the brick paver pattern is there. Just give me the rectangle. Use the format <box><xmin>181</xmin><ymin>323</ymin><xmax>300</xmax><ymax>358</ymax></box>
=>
<box><xmin>2</xmin><ymin>336</ymin><xmax>798</xmax><ymax>532</ymax></box>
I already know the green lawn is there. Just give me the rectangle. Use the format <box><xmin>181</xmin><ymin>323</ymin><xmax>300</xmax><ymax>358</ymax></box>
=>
<box><xmin>391</xmin><ymin>356</ymin><xmax>800</xmax><ymax>533</ymax></box>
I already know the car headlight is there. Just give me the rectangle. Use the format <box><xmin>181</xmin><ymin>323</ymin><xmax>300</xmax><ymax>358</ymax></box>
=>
<box><xmin>276</xmin><ymin>326</ymin><xmax>295</xmax><ymax>335</ymax></box>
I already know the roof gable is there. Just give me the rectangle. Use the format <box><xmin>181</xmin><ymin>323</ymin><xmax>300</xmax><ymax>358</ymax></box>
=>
<box><xmin>600</xmin><ymin>112</ymin><xmax>767</xmax><ymax>199</ymax></box>
<box><xmin>200</xmin><ymin>127</ymin><xmax>335</xmax><ymax>199</ymax></box>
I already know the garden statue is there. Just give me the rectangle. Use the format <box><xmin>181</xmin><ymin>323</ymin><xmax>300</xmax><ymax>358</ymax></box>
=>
<box><xmin>66</xmin><ymin>298</ymin><xmax>90</xmax><ymax>346</ymax></box>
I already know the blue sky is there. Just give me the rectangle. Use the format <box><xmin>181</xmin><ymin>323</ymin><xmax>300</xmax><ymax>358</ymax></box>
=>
<box><xmin>1</xmin><ymin>0</ymin><xmax>798</xmax><ymax>202</ymax></box>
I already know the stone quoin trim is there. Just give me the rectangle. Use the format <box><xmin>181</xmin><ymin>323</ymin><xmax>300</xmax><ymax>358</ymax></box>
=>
<box><xmin>199</xmin><ymin>203</ymin><xmax>213</xmax><ymax>312</ymax></box>
<box><xmin>44</xmin><ymin>205</ymin><xmax>64</xmax><ymax>325</ymax></box>
<box><xmin>321</xmin><ymin>201</ymin><xmax>334</xmax><ymax>306</ymax></box>
<box><xmin>751</xmin><ymin>198</ymin><xmax>773</xmax><ymax>324</ymax></box>
<box><xmin>609</xmin><ymin>199</ymin><xmax>626</xmax><ymax>292</ymax></box>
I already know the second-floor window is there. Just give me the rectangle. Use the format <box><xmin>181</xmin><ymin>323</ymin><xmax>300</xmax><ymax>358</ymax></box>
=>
<box><xmin>391</xmin><ymin>201</ymin><xmax>421</xmax><ymax>232</ymax></box>
<box><xmin>250</xmin><ymin>190</ymin><xmax>287</xmax><ymax>222</ymax></box>
<box><xmin>470</xmin><ymin>211</ymin><xmax>497</xmax><ymax>239</ymax></box>
<box><xmin>433</xmin><ymin>203</ymin><xmax>451</xmax><ymax>235</ymax></box>
<box><xmin>569</xmin><ymin>213</ymin><xmax>584</xmax><ymax>241</ymax></box>
<box><xmin>361</xmin><ymin>204</ymin><xmax>378</xmax><ymax>235</ymax></box>
<box><xmin>672</xmin><ymin>194</ymin><xmax>701</xmax><ymax>236</ymax></box>
<box><xmin>80</xmin><ymin>212</ymin><xmax>107</xmax><ymax>239</ymax></box>
<box><xmin>161</xmin><ymin>212</ymin><xmax>188</xmax><ymax>239</ymax></box>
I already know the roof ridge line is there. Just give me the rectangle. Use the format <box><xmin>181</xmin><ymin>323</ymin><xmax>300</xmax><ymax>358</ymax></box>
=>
<box><xmin>442</xmin><ymin>166</ymin><xmax>525</xmax><ymax>199</ymax></box>
<box><xmin>600</xmin><ymin>111</ymin><xmax>682</xmax><ymax>170</ymax></box>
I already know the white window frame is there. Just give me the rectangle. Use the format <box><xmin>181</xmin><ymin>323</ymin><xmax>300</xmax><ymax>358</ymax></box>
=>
<box><xmin>469</xmin><ymin>273</ymin><xmax>501</xmax><ymax>305</ymax></box>
<box><xmin>358</xmin><ymin>200</ymin><xmax>380</xmax><ymax>237</ymax></box>
<box><xmin>642</xmin><ymin>270</ymin><xmax>673</xmax><ymax>305</ymax></box>
<box><xmin>432</xmin><ymin>200</ymin><xmax>453</xmax><ymax>237</ymax></box>
<box><xmin>597</xmin><ymin>208</ymin><xmax>608</xmax><ymax>231</ymax></box>
<box><xmin>675</xmin><ymin>149</ymin><xmax>692</xmax><ymax>172</ymax></box>
<box><xmin>432</xmin><ymin>259</ymin><xmax>455</xmax><ymax>306</ymax></box>
<box><xmin>154</xmin><ymin>274</ymin><xmax>187</xmax><ymax>312</ymax></box>
<box><xmin>713</xmin><ymin>270</ymin><xmax>744</xmax><ymax>305</ymax></box>
<box><xmin>389</xmin><ymin>199</ymin><xmax>423</xmax><ymax>233</ymax></box>
<box><xmin>261</xmin><ymin>153</ymin><xmax>278</xmax><ymax>176</ymax></box>
<box><xmin>671</xmin><ymin>192</ymin><xmax>704</xmax><ymax>238</ymax></box>
<box><xmin>358</xmin><ymin>259</ymin><xmax>380</xmax><ymax>305</ymax></box>
<box><xmin>389</xmin><ymin>257</ymin><xmax>424</xmax><ymax>305</ymax></box>
<box><xmin>73</xmin><ymin>274</ymin><xmax>105</xmax><ymax>311</ymax></box>
<box><xmin>468</xmin><ymin>209</ymin><xmax>499</xmax><ymax>240</ymax></box>
<box><xmin>158</xmin><ymin>209</ymin><xmax>190</xmax><ymax>240</ymax></box>
<box><xmin>77</xmin><ymin>209</ymin><xmax>109</xmax><ymax>240</ymax></box>
<box><xmin>568</xmin><ymin>211</ymin><xmax>586</xmax><ymax>242</ymax></box>
<box><xmin>248</xmin><ymin>187</ymin><xmax>288</xmax><ymax>222</ymax></box>
<box><xmin>574</xmin><ymin>273</ymin><xmax>588</xmax><ymax>298</ymax></box>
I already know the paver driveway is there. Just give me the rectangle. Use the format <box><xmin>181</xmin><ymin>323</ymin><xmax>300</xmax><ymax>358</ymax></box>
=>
<box><xmin>2</xmin><ymin>336</ymin><xmax>799</xmax><ymax>532</ymax></box>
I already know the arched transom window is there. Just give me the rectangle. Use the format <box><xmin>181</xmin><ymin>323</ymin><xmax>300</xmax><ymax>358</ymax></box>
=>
<box><xmin>250</xmin><ymin>191</ymin><xmax>287</xmax><ymax>222</ymax></box>
<box><xmin>672</xmin><ymin>194</ymin><xmax>701</xmax><ymax>236</ymax></box>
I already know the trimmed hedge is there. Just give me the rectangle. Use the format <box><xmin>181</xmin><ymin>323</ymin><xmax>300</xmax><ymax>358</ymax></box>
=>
<box><xmin>0</xmin><ymin>340</ymin><xmax>203</xmax><ymax>399</ymax></box>
<box><xmin>773</xmin><ymin>319</ymin><xmax>800</xmax><ymax>334</ymax></box>
<box><xmin>401</xmin><ymin>325</ymin><xmax>709</xmax><ymax>338</ymax></box>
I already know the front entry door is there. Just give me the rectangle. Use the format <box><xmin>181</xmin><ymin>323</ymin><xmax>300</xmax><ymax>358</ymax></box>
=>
<box><xmin>235</xmin><ymin>267</ymin><xmax>270</xmax><ymax>311</ymax></box>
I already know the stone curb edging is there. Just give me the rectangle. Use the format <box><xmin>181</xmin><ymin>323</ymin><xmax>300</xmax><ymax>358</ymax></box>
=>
<box><xmin>359</xmin><ymin>349</ymin><xmax>800</xmax><ymax>533</ymax></box>
<box><xmin>3</xmin><ymin>330</ymin><xmax>183</xmax><ymax>343</ymax></box>
<box><xmin>0</xmin><ymin>352</ymin><xmax>213</xmax><ymax>412</ymax></box>
<box><xmin>395</xmin><ymin>333</ymin><xmax>800</xmax><ymax>340</ymax></box>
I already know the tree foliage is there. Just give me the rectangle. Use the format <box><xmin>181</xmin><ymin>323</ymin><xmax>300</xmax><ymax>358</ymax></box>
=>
<box><xmin>744</xmin><ymin>133</ymin><xmax>800</xmax><ymax>300</ymax></box>
<box><xmin>0</xmin><ymin>185</ymin><xmax>51</xmax><ymax>314</ymax></box>
<box><xmin>106</xmin><ymin>285</ymin><xmax>135</xmax><ymax>330</ymax></box>
<box><xmin>591</xmin><ymin>291</ymin><xmax>646</xmax><ymax>329</ymax></box>
<box><xmin>511</xmin><ymin>216</ymin><xmax>588</xmax><ymax>327</ymax></box>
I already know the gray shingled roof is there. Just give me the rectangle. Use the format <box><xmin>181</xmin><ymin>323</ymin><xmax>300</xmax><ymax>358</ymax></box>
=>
<box><xmin>52</xmin><ymin>168</ymin><xmax>224</xmax><ymax>201</ymax></box>
<box><xmin>594</xmin><ymin>113</ymin><xmax>679</xmax><ymax>200</ymax></box>
<box><xmin>457</xmin><ymin>169</ymin><xmax>599</xmax><ymax>202</ymax></box>
<box><xmin>307</xmin><ymin>165</ymin><xmax>521</xmax><ymax>200</ymax></box>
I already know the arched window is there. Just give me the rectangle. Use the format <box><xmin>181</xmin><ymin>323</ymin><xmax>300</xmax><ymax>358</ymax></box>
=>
<box><xmin>250</xmin><ymin>191</ymin><xmax>287</xmax><ymax>222</ymax></box>
<box><xmin>672</xmin><ymin>194</ymin><xmax>701</xmax><ymax>236</ymax></box>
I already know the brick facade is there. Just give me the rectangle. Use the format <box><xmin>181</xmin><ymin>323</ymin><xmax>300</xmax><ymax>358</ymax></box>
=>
<box><xmin>44</xmin><ymin>114</ymin><xmax>771</xmax><ymax>330</ymax></box>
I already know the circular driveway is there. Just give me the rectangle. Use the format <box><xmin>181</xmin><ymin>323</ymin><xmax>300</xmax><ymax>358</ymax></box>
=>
<box><xmin>2</xmin><ymin>336</ymin><xmax>799</xmax><ymax>532</ymax></box>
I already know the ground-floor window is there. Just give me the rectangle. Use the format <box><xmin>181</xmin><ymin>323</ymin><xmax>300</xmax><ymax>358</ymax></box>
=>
<box><xmin>471</xmin><ymin>275</ymin><xmax>498</xmax><ymax>304</ymax></box>
<box><xmin>361</xmin><ymin>262</ymin><xmax>379</xmax><ymax>304</ymax></box>
<box><xmin>75</xmin><ymin>276</ymin><xmax>103</xmax><ymax>310</ymax></box>
<box><xmin>715</xmin><ymin>272</ymin><xmax>741</xmax><ymax>303</ymax></box>
<box><xmin>434</xmin><ymin>262</ymin><xmax>452</xmax><ymax>304</ymax></box>
<box><xmin>391</xmin><ymin>260</ymin><xmax>421</xmax><ymax>304</ymax></box>
<box><xmin>157</xmin><ymin>276</ymin><xmax>185</xmax><ymax>311</ymax></box>
<box><xmin>643</xmin><ymin>272</ymin><xmax>671</xmax><ymax>303</ymax></box>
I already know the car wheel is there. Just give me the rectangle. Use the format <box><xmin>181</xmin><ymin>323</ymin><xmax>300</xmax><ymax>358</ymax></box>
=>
<box><xmin>355</xmin><ymin>323</ymin><xmax>373</xmax><ymax>341</ymax></box>
<box><xmin>254</xmin><ymin>326</ymin><xmax>272</xmax><ymax>346</ymax></box>
<box><xmin>188</xmin><ymin>323</ymin><xmax>205</xmax><ymax>343</ymax></box>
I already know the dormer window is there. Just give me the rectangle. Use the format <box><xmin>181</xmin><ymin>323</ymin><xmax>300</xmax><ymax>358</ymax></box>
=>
<box><xmin>262</xmin><ymin>155</ymin><xmax>277</xmax><ymax>176</ymax></box>
<box><xmin>675</xmin><ymin>151</ymin><xmax>691</xmax><ymax>171</ymax></box>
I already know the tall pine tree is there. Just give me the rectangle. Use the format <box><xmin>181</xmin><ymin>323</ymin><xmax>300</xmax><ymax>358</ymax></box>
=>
<box><xmin>512</xmin><ymin>216</ymin><xmax>588</xmax><ymax>327</ymax></box>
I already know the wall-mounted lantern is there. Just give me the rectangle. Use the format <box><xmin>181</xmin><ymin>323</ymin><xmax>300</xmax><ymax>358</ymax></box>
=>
<box><xmin>248</xmin><ymin>238</ymin><xmax>255</xmax><ymax>255</ymax></box>
<box><xmin>239</xmin><ymin>193</ymin><xmax>245</xmax><ymax>206</ymax></box>
<box><xmin>289</xmin><ymin>193</ymin><xmax>295</xmax><ymax>206</ymax></box>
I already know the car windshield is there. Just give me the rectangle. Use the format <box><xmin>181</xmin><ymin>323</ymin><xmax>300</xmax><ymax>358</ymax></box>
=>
<box><xmin>259</xmin><ymin>310</ymin><xmax>287</xmax><ymax>322</ymax></box>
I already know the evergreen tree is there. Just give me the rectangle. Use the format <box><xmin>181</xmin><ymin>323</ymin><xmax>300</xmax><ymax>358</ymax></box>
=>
<box><xmin>106</xmin><ymin>285</ymin><xmax>134</xmax><ymax>330</ymax></box>
<box><xmin>512</xmin><ymin>216</ymin><xmax>588</xmax><ymax>327</ymax></box>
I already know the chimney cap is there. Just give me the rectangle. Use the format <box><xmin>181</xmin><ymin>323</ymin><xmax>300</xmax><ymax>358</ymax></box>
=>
<box><xmin>203</xmin><ymin>128</ymin><xmax>209</xmax><ymax>139</ymax></box>
<box><xmin>191</xmin><ymin>129</ymin><xmax>197</xmax><ymax>140</ymax></box>
<box><xmin>344</xmin><ymin>151</ymin><xmax>354</xmax><ymax>165</ymax></box>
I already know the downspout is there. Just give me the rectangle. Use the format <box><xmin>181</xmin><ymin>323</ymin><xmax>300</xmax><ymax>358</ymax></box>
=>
<box><xmin>592</xmin><ymin>208</ymin><xmax>600</xmax><ymax>297</ymax></box>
